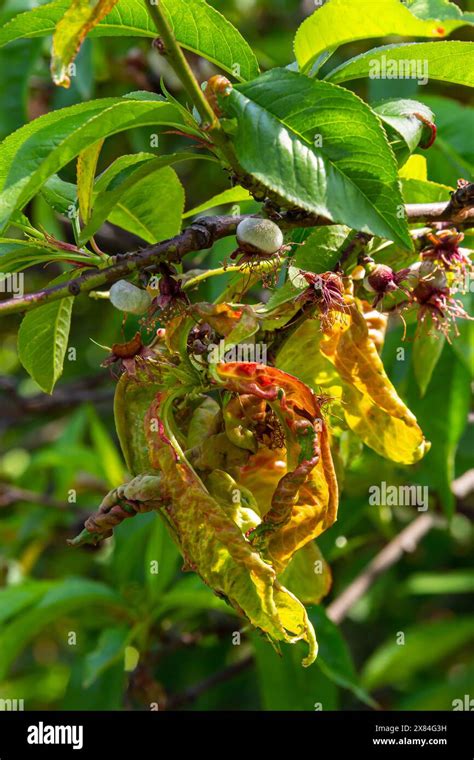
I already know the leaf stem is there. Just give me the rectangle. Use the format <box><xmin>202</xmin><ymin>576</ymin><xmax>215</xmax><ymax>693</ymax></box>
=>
<box><xmin>144</xmin><ymin>0</ymin><xmax>237</xmax><ymax>165</ymax></box>
<box><xmin>1</xmin><ymin>198</ymin><xmax>473</xmax><ymax>317</ymax></box>
<box><xmin>145</xmin><ymin>1</ymin><xmax>215</xmax><ymax>127</ymax></box>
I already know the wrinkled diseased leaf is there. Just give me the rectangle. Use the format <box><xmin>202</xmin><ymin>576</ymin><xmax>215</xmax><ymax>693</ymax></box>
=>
<box><xmin>145</xmin><ymin>391</ymin><xmax>318</xmax><ymax>666</ymax></box>
<box><xmin>214</xmin><ymin>362</ymin><xmax>339</xmax><ymax>571</ymax></box>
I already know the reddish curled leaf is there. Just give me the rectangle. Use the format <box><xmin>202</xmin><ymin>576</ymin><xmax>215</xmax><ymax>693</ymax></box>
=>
<box><xmin>213</xmin><ymin>362</ymin><xmax>338</xmax><ymax>571</ymax></box>
<box><xmin>52</xmin><ymin>0</ymin><xmax>120</xmax><ymax>87</ymax></box>
<box><xmin>144</xmin><ymin>391</ymin><xmax>318</xmax><ymax>666</ymax></box>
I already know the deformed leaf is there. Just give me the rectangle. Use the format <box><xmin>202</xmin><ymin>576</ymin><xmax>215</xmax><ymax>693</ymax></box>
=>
<box><xmin>214</xmin><ymin>362</ymin><xmax>339</xmax><ymax>571</ymax></box>
<box><xmin>145</xmin><ymin>391</ymin><xmax>318</xmax><ymax>666</ymax></box>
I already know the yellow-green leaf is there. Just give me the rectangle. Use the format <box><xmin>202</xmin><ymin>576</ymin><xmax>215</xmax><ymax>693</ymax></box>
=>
<box><xmin>51</xmin><ymin>0</ymin><xmax>120</xmax><ymax>87</ymax></box>
<box><xmin>276</xmin><ymin>308</ymin><xmax>430</xmax><ymax>465</ymax></box>
<box><xmin>77</xmin><ymin>138</ymin><xmax>103</xmax><ymax>223</ymax></box>
<box><xmin>279</xmin><ymin>542</ymin><xmax>332</xmax><ymax>606</ymax></box>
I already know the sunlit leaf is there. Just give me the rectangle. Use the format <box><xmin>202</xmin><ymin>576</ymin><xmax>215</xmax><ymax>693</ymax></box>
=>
<box><xmin>327</xmin><ymin>42</ymin><xmax>474</xmax><ymax>89</ymax></box>
<box><xmin>294</xmin><ymin>0</ymin><xmax>474</xmax><ymax>74</ymax></box>
<box><xmin>219</xmin><ymin>69</ymin><xmax>412</xmax><ymax>249</ymax></box>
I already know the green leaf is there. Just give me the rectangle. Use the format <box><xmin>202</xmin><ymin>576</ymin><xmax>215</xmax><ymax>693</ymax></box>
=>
<box><xmin>0</xmin><ymin>94</ymin><xmax>185</xmax><ymax>233</ymax></box>
<box><xmin>77</xmin><ymin>138</ymin><xmax>103</xmax><ymax>223</ymax></box>
<box><xmin>83</xmin><ymin>625</ymin><xmax>130</xmax><ymax>687</ymax></box>
<box><xmin>18</xmin><ymin>275</ymin><xmax>74</xmax><ymax>394</ymax></box>
<box><xmin>412</xmin><ymin>317</ymin><xmax>445</xmax><ymax>396</ymax></box>
<box><xmin>264</xmin><ymin>278</ymin><xmax>304</xmax><ymax>311</ymax></box>
<box><xmin>145</xmin><ymin>517</ymin><xmax>180</xmax><ymax>602</ymax></box>
<box><xmin>452</xmin><ymin>293</ymin><xmax>474</xmax><ymax>378</ymax></box>
<box><xmin>294</xmin><ymin>0</ymin><xmax>474</xmax><ymax>74</ymax></box>
<box><xmin>0</xmin><ymin>0</ymin><xmax>259</xmax><ymax>81</ymax></box>
<box><xmin>252</xmin><ymin>631</ymin><xmax>338</xmax><ymax>710</ymax></box>
<box><xmin>399</xmin><ymin>154</ymin><xmax>428</xmax><ymax>180</ymax></box>
<box><xmin>221</xmin><ymin>69</ymin><xmax>412</xmax><ymax>249</ymax></box>
<box><xmin>326</xmin><ymin>41</ymin><xmax>474</xmax><ymax>89</ymax></box>
<box><xmin>0</xmin><ymin>578</ymin><xmax>128</xmax><ymax>681</ymax></box>
<box><xmin>155</xmin><ymin>576</ymin><xmax>230</xmax><ymax>617</ymax></box>
<box><xmin>107</xmin><ymin>166</ymin><xmax>184</xmax><ymax>244</ymax></box>
<box><xmin>87</xmin><ymin>405</ymin><xmax>125</xmax><ymax>488</ymax></box>
<box><xmin>362</xmin><ymin>616</ymin><xmax>474</xmax><ymax>689</ymax></box>
<box><xmin>0</xmin><ymin>39</ymin><xmax>42</xmax><ymax>141</ymax></box>
<box><xmin>373</xmin><ymin>99</ymin><xmax>434</xmax><ymax>166</ymax></box>
<box><xmin>293</xmin><ymin>225</ymin><xmax>352</xmax><ymax>274</ymax></box>
<box><xmin>79</xmin><ymin>153</ymin><xmax>199</xmax><ymax>243</ymax></box>
<box><xmin>182</xmin><ymin>186</ymin><xmax>252</xmax><ymax>219</ymax></box>
<box><xmin>405</xmin><ymin>0</ymin><xmax>474</xmax><ymax>24</ymax></box>
<box><xmin>51</xmin><ymin>0</ymin><xmax>120</xmax><ymax>87</ymax></box>
<box><xmin>407</xmin><ymin>344</ymin><xmax>470</xmax><ymax>515</ymax></box>
<box><xmin>0</xmin><ymin>582</ymin><xmax>53</xmax><ymax>625</ymax></box>
<box><xmin>0</xmin><ymin>239</ymin><xmax>65</xmax><ymax>275</ymax></box>
<box><xmin>309</xmin><ymin>606</ymin><xmax>377</xmax><ymax>707</ymax></box>
<box><xmin>401</xmin><ymin>177</ymin><xmax>452</xmax><ymax>203</ymax></box>
<box><xmin>403</xmin><ymin>570</ymin><xmax>474</xmax><ymax>595</ymax></box>
<box><xmin>41</xmin><ymin>174</ymin><xmax>77</xmax><ymax>215</ymax></box>
<box><xmin>397</xmin><ymin>664</ymin><xmax>474</xmax><ymax>710</ymax></box>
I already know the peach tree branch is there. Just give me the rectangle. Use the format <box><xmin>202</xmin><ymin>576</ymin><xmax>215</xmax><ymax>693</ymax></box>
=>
<box><xmin>1</xmin><ymin>196</ymin><xmax>473</xmax><ymax>318</ymax></box>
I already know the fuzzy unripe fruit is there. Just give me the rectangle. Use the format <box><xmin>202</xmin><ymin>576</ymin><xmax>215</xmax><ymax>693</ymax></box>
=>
<box><xmin>109</xmin><ymin>280</ymin><xmax>152</xmax><ymax>315</ymax></box>
<box><xmin>236</xmin><ymin>217</ymin><xmax>284</xmax><ymax>255</ymax></box>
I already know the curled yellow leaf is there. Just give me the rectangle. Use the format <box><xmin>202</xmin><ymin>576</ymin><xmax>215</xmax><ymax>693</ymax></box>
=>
<box><xmin>277</xmin><ymin>305</ymin><xmax>429</xmax><ymax>465</ymax></box>
<box><xmin>145</xmin><ymin>392</ymin><xmax>318</xmax><ymax>666</ymax></box>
